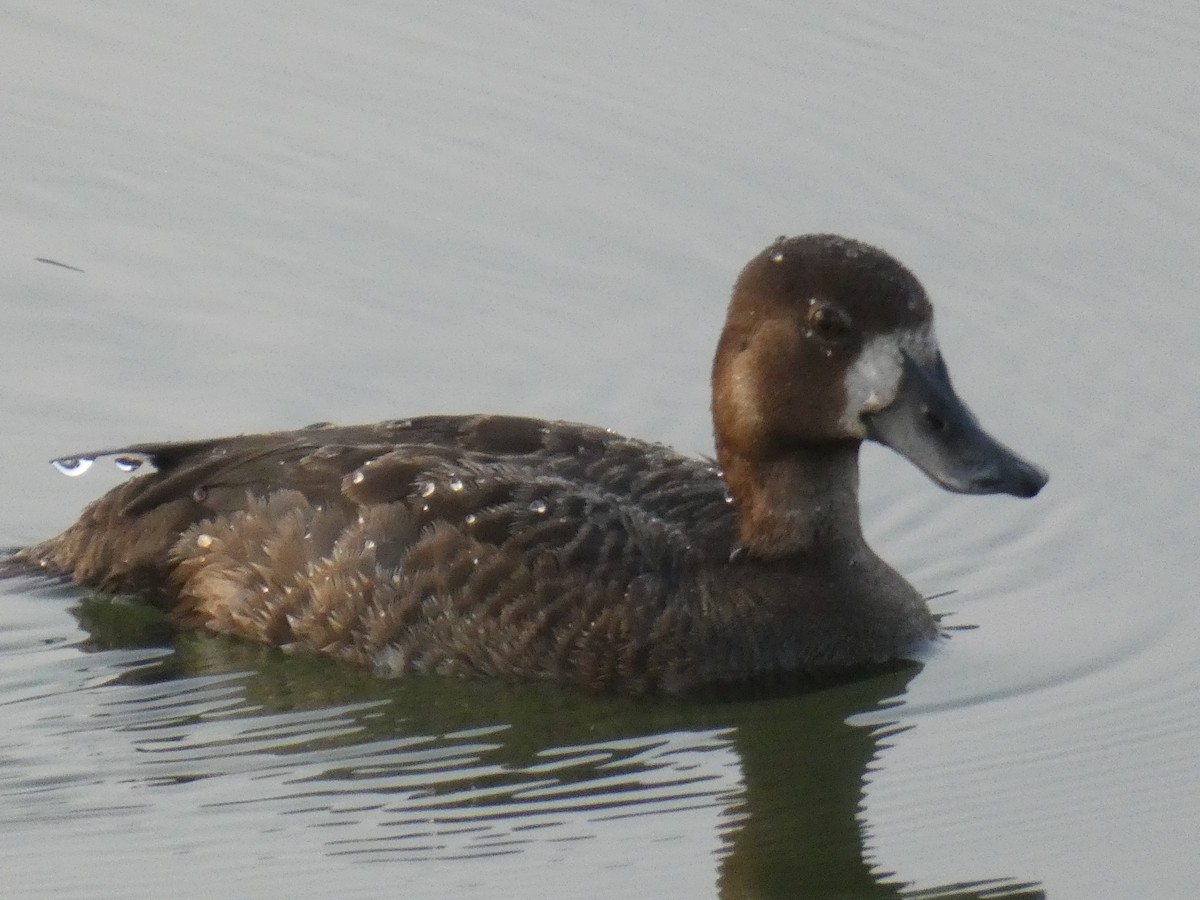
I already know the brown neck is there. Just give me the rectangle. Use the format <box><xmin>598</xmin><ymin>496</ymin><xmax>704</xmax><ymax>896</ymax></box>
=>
<box><xmin>717</xmin><ymin>439</ymin><xmax>866</xmax><ymax>559</ymax></box>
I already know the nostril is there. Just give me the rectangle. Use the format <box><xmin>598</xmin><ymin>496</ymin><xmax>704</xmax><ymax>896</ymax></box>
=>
<box><xmin>921</xmin><ymin>405</ymin><xmax>948</xmax><ymax>434</ymax></box>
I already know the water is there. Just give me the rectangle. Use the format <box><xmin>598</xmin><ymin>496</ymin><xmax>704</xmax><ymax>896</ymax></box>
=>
<box><xmin>2</xmin><ymin>1</ymin><xmax>1198</xmax><ymax>897</ymax></box>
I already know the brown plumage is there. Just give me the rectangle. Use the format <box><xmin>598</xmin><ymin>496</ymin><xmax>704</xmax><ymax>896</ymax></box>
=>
<box><xmin>5</xmin><ymin>235</ymin><xmax>1047</xmax><ymax>694</ymax></box>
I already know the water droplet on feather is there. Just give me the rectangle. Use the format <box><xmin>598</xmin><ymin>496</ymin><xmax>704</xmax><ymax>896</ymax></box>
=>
<box><xmin>52</xmin><ymin>457</ymin><xmax>94</xmax><ymax>477</ymax></box>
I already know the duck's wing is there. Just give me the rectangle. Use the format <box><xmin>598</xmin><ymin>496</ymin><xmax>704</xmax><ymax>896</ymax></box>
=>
<box><xmin>8</xmin><ymin>414</ymin><xmax>737</xmax><ymax>690</ymax></box>
<box><xmin>13</xmin><ymin>414</ymin><xmax>736</xmax><ymax>602</ymax></box>
<box><xmin>44</xmin><ymin>414</ymin><xmax>559</xmax><ymax>516</ymax></box>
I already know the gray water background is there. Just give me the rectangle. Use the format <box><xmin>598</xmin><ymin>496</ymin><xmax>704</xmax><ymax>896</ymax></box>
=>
<box><xmin>2</xmin><ymin>2</ymin><xmax>1198</xmax><ymax>897</ymax></box>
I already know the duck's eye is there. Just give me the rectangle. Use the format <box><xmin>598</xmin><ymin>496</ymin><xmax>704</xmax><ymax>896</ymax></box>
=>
<box><xmin>807</xmin><ymin>302</ymin><xmax>853</xmax><ymax>340</ymax></box>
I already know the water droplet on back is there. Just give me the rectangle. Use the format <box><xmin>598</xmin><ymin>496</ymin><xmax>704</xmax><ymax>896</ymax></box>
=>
<box><xmin>113</xmin><ymin>455</ymin><xmax>144</xmax><ymax>473</ymax></box>
<box><xmin>52</xmin><ymin>457</ymin><xmax>94</xmax><ymax>477</ymax></box>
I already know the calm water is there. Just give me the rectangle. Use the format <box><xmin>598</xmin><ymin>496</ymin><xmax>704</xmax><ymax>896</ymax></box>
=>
<box><xmin>2</xmin><ymin>2</ymin><xmax>1198</xmax><ymax>897</ymax></box>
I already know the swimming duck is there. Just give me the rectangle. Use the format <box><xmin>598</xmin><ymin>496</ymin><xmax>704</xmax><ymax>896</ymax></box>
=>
<box><xmin>7</xmin><ymin>235</ymin><xmax>1046</xmax><ymax>694</ymax></box>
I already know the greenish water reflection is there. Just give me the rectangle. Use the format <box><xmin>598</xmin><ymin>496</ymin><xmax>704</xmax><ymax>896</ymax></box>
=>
<box><xmin>75</xmin><ymin>596</ymin><xmax>1043</xmax><ymax>899</ymax></box>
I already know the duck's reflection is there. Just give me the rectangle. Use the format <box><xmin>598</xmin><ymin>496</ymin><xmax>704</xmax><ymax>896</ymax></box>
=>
<box><xmin>76</xmin><ymin>598</ymin><xmax>1043</xmax><ymax>899</ymax></box>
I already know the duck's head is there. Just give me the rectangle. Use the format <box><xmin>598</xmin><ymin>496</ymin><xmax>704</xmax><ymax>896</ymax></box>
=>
<box><xmin>712</xmin><ymin>234</ymin><xmax>1047</xmax><ymax>501</ymax></box>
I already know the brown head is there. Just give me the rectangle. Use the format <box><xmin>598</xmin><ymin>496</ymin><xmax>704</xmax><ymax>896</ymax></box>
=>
<box><xmin>712</xmin><ymin>234</ymin><xmax>1046</xmax><ymax>556</ymax></box>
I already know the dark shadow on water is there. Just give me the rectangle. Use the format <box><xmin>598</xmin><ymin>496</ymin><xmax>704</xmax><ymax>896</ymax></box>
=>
<box><xmin>72</xmin><ymin>595</ymin><xmax>1044</xmax><ymax>899</ymax></box>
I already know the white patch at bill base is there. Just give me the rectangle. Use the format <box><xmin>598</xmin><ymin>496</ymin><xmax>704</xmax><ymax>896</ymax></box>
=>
<box><xmin>840</xmin><ymin>324</ymin><xmax>939</xmax><ymax>433</ymax></box>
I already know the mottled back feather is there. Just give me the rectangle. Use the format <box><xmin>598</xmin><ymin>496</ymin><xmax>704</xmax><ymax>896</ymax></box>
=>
<box><xmin>11</xmin><ymin>415</ymin><xmax>753</xmax><ymax>692</ymax></box>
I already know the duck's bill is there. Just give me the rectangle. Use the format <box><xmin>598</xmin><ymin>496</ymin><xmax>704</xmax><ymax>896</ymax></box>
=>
<box><xmin>863</xmin><ymin>353</ymin><xmax>1047</xmax><ymax>498</ymax></box>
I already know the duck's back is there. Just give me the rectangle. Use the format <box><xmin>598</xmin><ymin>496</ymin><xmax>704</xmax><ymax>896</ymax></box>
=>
<box><xmin>14</xmin><ymin>414</ymin><xmax>739</xmax><ymax>691</ymax></box>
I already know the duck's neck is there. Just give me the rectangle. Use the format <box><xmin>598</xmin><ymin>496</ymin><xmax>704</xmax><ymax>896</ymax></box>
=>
<box><xmin>718</xmin><ymin>440</ymin><xmax>866</xmax><ymax>559</ymax></box>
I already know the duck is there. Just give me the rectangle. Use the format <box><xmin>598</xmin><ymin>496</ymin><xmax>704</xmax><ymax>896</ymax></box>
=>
<box><xmin>5</xmin><ymin>234</ymin><xmax>1046</xmax><ymax>694</ymax></box>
